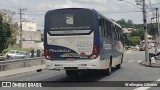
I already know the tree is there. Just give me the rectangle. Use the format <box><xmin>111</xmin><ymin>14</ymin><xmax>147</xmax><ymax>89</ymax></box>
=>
<box><xmin>126</xmin><ymin>35</ymin><xmax>141</xmax><ymax>46</ymax></box>
<box><xmin>131</xmin><ymin>36</ymin><xmax>141</xmax><ymax>46</ymax></box>
<box><xmin>0</xmin><ymin>11</ymin><xmax>12</xmax><ymax>53</ymax></box>
<box><xmin>116</xmin><ymin>19</ymin><xmax>126</xmax><ymax>28</ymax></box>
<box><xmin>129</xmin><ymin>29</ymin><xmax>144</xmax><ymax>40</ymax></box>
<box><xmin>127</xmin><ymin>19</ymin><xmax>134</xmax><ymax>28</ymax></box>
<box><xmin>148</xmin><ymin>23</ymin><xmax>157</xmax><ymax>36</ymax></box>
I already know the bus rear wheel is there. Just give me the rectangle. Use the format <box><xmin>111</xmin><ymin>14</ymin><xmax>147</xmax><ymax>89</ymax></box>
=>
<box><xmin>66</xmin><ymin>70</ymin><xmax>79</xmax><ymax>77</ymax></box>
<box><xmin>103</xmin><ymin>60</ymin><xmax>112</xmax><ymax>76</ymax></box>
<box><xmin>116</xmin><ymin>64</ymin><xmax>121</xmax><ymax>69</ymax></box>
<box><xmin>116</xmin><ymin>54</ymin><xmax>123</xmax><ymax>69</ymax></box>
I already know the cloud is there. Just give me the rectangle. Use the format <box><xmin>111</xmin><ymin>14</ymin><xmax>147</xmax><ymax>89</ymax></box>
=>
<box><xmin>0</xmin><ymin>0</ymin><xmax>160</xmax><ymax>29</ymax></box>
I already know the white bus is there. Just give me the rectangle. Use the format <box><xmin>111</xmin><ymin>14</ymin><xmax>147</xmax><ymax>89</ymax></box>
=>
<box><xmin>44</xmin><ymin>8</ymin><xmax>126</xmax><ymax>77</ymax></box>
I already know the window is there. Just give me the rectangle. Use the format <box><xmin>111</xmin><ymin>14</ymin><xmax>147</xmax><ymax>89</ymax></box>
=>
<box><xmin>105</xmin><ymin>21</ymin><xmax>111</xmax><ymax>38</ymax></box>
<box><xmin>99</xmin><ymin>17</ymin><xmax>105</xmax><ymax>37</ymax></box>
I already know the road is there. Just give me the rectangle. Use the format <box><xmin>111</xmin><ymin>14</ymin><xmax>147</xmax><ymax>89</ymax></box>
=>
<box><xmin>0</xmin><ymin>48</ymin><xmax>160</xmax><ymax>90</ymax></box>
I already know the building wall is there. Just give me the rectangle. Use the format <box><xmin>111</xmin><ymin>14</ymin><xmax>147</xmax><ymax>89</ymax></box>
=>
<box><xmin>22</xmin><ymin>41</ymin><xmax>43</xmax><ymax>49</ymax></box>
<box><xmin>18</xmin><ymin>22</ymin><xmax>37</xmax><ymax>31</ymax></box>
<box><xmin>123</xmin><ymin>28</ymin><xmax>137</xmax><ymax>33</ymax></box>
<box><xmin>16</xmin><ymin>31</ymin><xmax>41</xmax><ymax>44</ymax></box>
<box><xmin>14</xmin><ymin>21</ymin><xmax>43</xmax><ymax>49</ymax></box>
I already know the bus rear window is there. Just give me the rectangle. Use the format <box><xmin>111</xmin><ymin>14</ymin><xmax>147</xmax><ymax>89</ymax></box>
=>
<box><xmin>47</xmin><ymin>10</ymin><xmax>92</xmax><ymax>35</ymax></box>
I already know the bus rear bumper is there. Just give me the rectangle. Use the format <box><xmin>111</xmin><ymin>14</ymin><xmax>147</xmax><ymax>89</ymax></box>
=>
<box><xmin>45</xmin><ymin>58</ymin><xmax>103</xmax><ymax>70</ymax></box>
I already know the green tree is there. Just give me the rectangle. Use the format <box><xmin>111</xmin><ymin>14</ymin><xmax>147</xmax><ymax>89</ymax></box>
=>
<box><xmin>126</xmin><ymin>36</ymin><xmax>141</xmax><ymax>46</ymax></box>
<box><xmin>131</xmin><ymin>36</ymin><xmax>141</xmax><ymax>46</ymax></box>
<box><xmin>0</xmin><ymin>13</ymin><xmax>12</xmax><ymax>53</ymax></box>
<box><xmin>148</xmin><ymin>23</ymin><xmax>157</xmax><ymax>36</ymax></box>
<box><xmin>116</xmin><ymin>19</ymin><xmax>127</xmax><ymax>28</ymax></box>
<box><xmin>129</xmin><ymin>29</ymin><xmax>144</xmax><ymax>40</ymax></box>
<box><xmin>127</xmin><ymin>19</ymin><xmax>134</xmax><ymax>28</ymax></box>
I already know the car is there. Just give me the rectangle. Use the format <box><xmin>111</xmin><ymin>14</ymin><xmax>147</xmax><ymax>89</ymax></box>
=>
<box><xmin>5</xmin><ymin>50</ymin><xmax>19</xmax><ymax>59</ymax></box>
<box><xmin>139</xmin><ymin>45</ymin><xmax>145</xmax><ymax>51</ymax></box>
<box><xmin>12</xmin><ymin>51</ymin><xmax>31</xmax><ymax>59</ymax></box>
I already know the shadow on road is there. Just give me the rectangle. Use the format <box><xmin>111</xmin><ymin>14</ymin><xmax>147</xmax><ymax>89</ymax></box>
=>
<box><xmin>42</xmin><ymin>67</ymin><xmax>120</xmax><ymax>82</ymax></box>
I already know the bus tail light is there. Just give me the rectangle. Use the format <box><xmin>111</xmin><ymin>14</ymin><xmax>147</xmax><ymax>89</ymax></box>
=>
<box><xmin>44</xmin><ymin>47</ymin><xmax>54</xmax><ymax>59</ymax></box>
<box><xmin>44</xmin><ymin>47</ymin><xmax>49</xmax><ymax>56</ymax></box>
<box><xmin>89</xmin><ymin>45</ymin><xmax>99</xmax><ymax>59</ymax></box>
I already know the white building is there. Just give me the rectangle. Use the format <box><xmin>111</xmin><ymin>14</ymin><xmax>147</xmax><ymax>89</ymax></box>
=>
<box><xmin>18</xmin><ymin>21</ymin><xmax>37</xmax><ymax>31</ymax></box>
<box><xmin>123</xmin><ymin>28</ymin><xmax>137</xmax><ymax>33</ymax></box>
<box><xmin>14</xmin><ymin>21</ymin><xmax>43</xmax><ymax>49</ymax></box>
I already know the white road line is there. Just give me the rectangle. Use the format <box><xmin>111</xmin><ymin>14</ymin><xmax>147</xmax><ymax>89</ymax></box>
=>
<box><xmin>137</xmin><ymin>60</ymin><xmax>142</xmax><ymax>63</ymax></box>
<box><xmin>123</xmin><ymin>60</ymin><xmax>143</xmax><ymax>63</ymax></box>
<box><xmin>134</xmin><ymin>79</ymin><xmax>160</xmax><ymax>90</ymax></box>
<box><xmin>128</xmin><ymin>60</ymin><xmax>134</xmax><ymax>62</ymax></box>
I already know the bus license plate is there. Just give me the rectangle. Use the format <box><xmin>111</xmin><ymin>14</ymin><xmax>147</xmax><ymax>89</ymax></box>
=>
<box><xmin>66</xmin><ymin>58</ymin><xmax>75</xmax><ymax>61</ymax></box>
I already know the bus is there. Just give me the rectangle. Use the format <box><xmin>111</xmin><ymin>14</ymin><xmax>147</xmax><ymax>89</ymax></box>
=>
<box><xmin>44</xmin><ymin>8</ymin><xmax>126</xmax><ymax>77</ymax></box>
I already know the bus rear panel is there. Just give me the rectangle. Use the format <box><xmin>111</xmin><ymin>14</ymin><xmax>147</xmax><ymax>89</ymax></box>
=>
<box><xmin>44</xmin><ymin>8</ymin><xmax>101</xmax><ymax>70</ymax></box>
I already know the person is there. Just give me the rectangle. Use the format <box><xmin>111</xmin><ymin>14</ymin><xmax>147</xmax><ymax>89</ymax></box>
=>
<box><xmin>6</xmin><ymin>54</ymin><xmax>11</xmax><ymax>59</ymax></box>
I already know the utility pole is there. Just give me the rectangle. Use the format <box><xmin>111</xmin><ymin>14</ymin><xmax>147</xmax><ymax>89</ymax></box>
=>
<box><xmin>143</xmin><ymin>0</ymin><xmax>149</xmax><ymax>62</ymax></box>
<box><xmin>158</xmin><ymin>13</ymin><xmax>160</xmax><ymax>49</ymax></box>
<box><xmin>18</xmin><ymin>8</ymin><xmax>27</xmax><ymax>49</ymax></box>
<box><xmin>155</xmin><ymin>8</ymin><xmax>158</xmax><ymax>54</ymax></box>
<box><xmin>151</xmin><ymin>17</ymin><xmax>154</xmax><ymax>23</ymax></box>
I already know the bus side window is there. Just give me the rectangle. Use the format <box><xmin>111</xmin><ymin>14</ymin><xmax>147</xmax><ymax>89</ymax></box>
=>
<box><xmin>111</xmin><ymin>24</ymin><xmax>116</xmax><ymax>40</ymax></box>
<box><xmin>108</xmin><ymin>22</ymin><xmax>112</xmax><ymax>38</ymax></box>
<box><xmin>99</xmin><ymin>18</ymin><xmax>106</xmax><ymax>37</ymax></box>
<box><xmin>102</xmin><ymin>19</ymin><xmax>106</xmax><ymax>37</ymax></box>
<box><xmin>115</xmin><ymin>27</ymin><xmax>119</xmax><ymax>40</ymax></box>
<box><xmin>98</xmin><ymin>18</ymin><xmax>102</xmax><ymax>37</ymax></box>
<box><xmin>113</xmin><ymin>25</ymin><xmax>118</xmax><ymax>40</ymax></box>
<box><xmin>105</xmin><ymin>21</ymin><xmax>109</xmax><ymax>38</ymax></box>
<box><xmin>104</xmin><ymin>20</ymin><xmax>108</xmax><ymax>37</ymax></box>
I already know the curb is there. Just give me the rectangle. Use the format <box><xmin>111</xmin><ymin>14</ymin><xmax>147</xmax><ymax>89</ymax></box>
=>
<box><xmin>139</xmin><ymin>61</ymin><xmax>160</xmax><ymax>68</ymax></box>
<box><xmin>0</xmin><ymin>65</ymin><xmax>46</xmax><ymax>79</ymax></box>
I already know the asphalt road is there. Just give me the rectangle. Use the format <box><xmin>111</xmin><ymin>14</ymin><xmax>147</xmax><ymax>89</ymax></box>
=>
<box><xmin>0</xmin><ymin>48</ymin><xmax>160</xmax><ymax>90</ymax></box>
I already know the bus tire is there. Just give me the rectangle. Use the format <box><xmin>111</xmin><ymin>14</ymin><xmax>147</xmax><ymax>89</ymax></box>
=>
<box><xmin>116</xmin><ymin>54</ymin><xmax>123</xmax><ymax>69</ymax></box>
<box><xmin>116</xmin><ymin>64</ymin><xmax>121</xmax><ymax>69</ymax></box>
<box><xmin>66</xmin><ymin>70</ymin><xmax>78</xmax><ymax>77</ymax></box>
<box><xmin>37</xmin><ymin>69</ymin><xmax>42</xmax><ymax>72</ymax></box>
<box><xmin>103</xmin><ymin>58</ymin><xmax>112</xmax><ymax>76</ymax></box>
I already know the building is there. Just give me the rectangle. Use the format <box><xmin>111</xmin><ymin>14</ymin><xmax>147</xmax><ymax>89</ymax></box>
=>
<box><xmin>123</xmin><ymin>28</ymin><xmax>137</xmax><ymax>33</ymax></box>
<box><xmin>14</xmin><ymin>21</ymin><xmax>43</xmax><ymax>49</ymax></box>
<box><xmin>18</xmin><ymin>21</ymin><xmax>37</xmax><ymax>31</ymax></box>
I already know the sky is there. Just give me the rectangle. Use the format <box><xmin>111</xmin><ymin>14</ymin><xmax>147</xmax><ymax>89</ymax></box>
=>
<box><xmin>0</xmin><ymin>0</ymin><xmax>160</xmax><ymax>30</ymax></box>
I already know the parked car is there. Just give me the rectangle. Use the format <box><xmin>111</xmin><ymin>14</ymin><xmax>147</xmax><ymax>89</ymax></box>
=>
<box><xmin>139</xmin><ymin>45</ymin><xmax>145</xmax><ymax>51</ymax></box>
<box><xmin>12</xmin><ymin>51</ymin><xmax>31</xmax><ymax>59</ymax></box>
<box><xmin>5</xmin><ymin>50</ymin><xmax>19</xmax><ymax>59</ymax></box>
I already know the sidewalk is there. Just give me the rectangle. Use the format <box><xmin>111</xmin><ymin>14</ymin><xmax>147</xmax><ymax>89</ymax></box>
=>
<box><xmin>0</xmin><ymin>65</ymin><xmax>45</xmax><ymax>78</ymax></box>
<box><xmin>140</xmin><ymin>59</ymin><xmax>160</xmax><ymax>68</ymax></box>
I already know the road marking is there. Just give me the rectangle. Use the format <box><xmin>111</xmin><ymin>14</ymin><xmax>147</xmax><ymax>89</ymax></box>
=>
<box><xmin>124</xmin><ymin>60</ymin><xmax>143</xmax><ymax>63</ymax></box>
<box><xmin>134</xmin><ymin>79</ymin><xmax>160</xmax><ymax>90</ymax></box>
<box><xmin>125</xmin><ymin>51</ymin><xmax>133</xmax><ymax>54</ymax></box>
<box><xmin>128</xmin><ymin>60</ymin><xmax>134</xmax><ymax>62</ymax></box>
<box><xmin>137</xmin><ymin>60</ymin><xmax>142</xmax><ymax>63</ymax></box>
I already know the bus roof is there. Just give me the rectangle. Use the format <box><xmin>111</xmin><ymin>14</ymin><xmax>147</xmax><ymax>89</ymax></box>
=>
<box><xmin>46</xmin><ymin>8</ymin><xmax>123</xmax><ymax>29</ymax></box>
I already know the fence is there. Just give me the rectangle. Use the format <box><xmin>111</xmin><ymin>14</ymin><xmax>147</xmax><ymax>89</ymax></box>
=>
<box><xmin>0</xmin><ymin>57</ymin><xmax>44</xmax><ymax>71</ymax></box>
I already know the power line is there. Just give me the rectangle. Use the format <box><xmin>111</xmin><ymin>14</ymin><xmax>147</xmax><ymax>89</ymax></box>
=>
<box><xmin>105</xmin><ymin>11</ymin><xmax>142</xmax><ymax>13</ymax></box>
